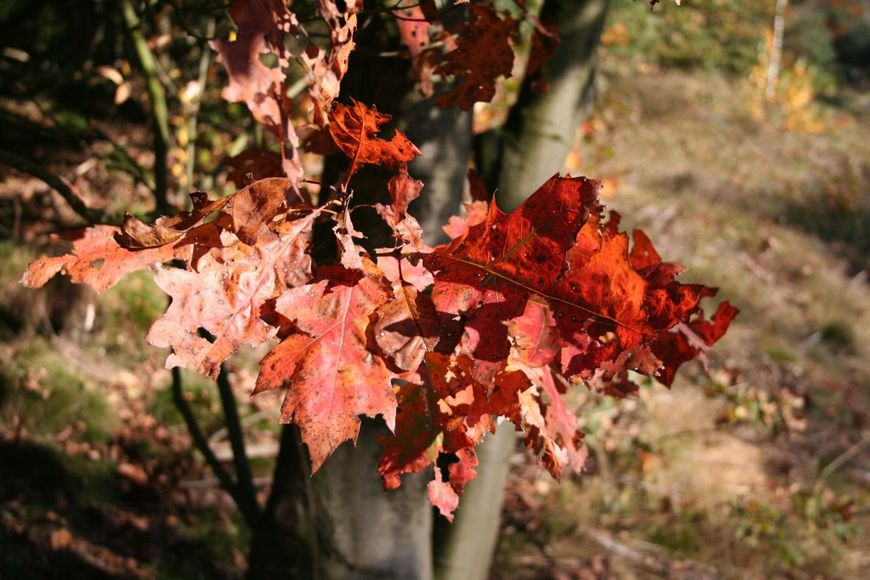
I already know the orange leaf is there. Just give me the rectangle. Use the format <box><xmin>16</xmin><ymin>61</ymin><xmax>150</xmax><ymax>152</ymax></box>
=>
<box><xmin>328</xmin><ymin>100</ymin><xmax>421</xmax><ymax>178</ymax></box>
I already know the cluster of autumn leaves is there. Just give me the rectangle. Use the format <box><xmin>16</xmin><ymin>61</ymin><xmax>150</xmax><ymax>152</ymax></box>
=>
<box><xmin>21</xmin><ymin>1</ymin><xmax>734</xmax><ymax>519</ymax></box>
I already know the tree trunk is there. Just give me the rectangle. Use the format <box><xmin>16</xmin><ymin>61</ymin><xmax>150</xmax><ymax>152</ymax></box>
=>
<box><xmin>435</xmin><ymin>2</ymin><xmax>609</xmax><ymax>579</ymax></box>
<box><xmin>247</xmin><ymin>1</ymin><xmax>607</xmax><ymax>576</ymax></box>
<box><xmin>433</xmin><ymin>425</ymin><xmax>516</xmax><ymax>580</ymax></box>
<box><xmin>312</xmin><ymin>420</ymin><xmax>434</xmax><ymax>579</ymax></box>
<box><xmin>496</xmin><ymin>0</ymin><xmax>609</xmax><ymax>210</ymax></box>
<box><xmin>248</xmin><ymin>7</ymin><xmax>473</xmax><ymax>576</ymax></box>
<box><xmin>302</xmin><ymin>105</ymin><xmax>472</xmax><ymax>579</ymax></box>
<box><xmin>247</xmin><ymin>426</ymin><xmax>317</xmax><ymax>579</ymax></box>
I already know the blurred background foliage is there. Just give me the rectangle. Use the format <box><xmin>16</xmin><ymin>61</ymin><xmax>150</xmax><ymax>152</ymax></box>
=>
<box><xmin>1</xmin><ymin>0</ymin><xmax>868</xmax><ymax>578</ymax></box>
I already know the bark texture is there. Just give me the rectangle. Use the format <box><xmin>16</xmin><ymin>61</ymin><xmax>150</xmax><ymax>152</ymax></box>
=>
<box><xmin>313</xmin><ymin>420</ymin><xmax>434</xmax><ymax>580</ymax></box>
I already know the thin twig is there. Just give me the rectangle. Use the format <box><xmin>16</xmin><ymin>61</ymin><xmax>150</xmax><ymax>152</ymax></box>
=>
<box><xmin>185</xmin><ymin>17</ymin><xmax>216</xmax><ymax>200</ymax></box>
<box><xmin>818</xmin><ymin>433</ymin><xmax>870</xmax><ymax>482</ymax></box>
<box><xmin>170</xmin><ymin>366</ymin><xmax>259</xmax><ymax>527</ymax></box>
<box><xmin>217</xmin><ymin>364</ymin><xmax>261</xmax><ymax>522</ymax></box>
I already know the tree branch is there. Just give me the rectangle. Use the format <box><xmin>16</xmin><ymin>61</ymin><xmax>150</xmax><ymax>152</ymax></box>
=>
<box><xmin>0</xmin><ymin>149</ymin><xmax>109</xmax><ymax>224</ymax></box>
<box><xmin>184</xmin><ymin>17</ymin><xmax>216</xmax><ymax>200</ymax></box>
<box><xmin>121</xmin><ymin>0</ymin><xmax>173</xmax><ymax>215</ymax></box>
<box><xmin>216</xmin><ymin>365</ymin><xmax>261</xmax><ymax>523</ymax></box>
<box><xmin>171</xmin><ymin>366</ymin><xmax>259</xmax><ymax>527</ymax></box>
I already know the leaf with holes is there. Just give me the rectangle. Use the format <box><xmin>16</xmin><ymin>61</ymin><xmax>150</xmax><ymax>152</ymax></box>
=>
<box><xmin>328</xmin><ymin>100</ymin><xmax>421</xmax><ymax>179</ymax></box>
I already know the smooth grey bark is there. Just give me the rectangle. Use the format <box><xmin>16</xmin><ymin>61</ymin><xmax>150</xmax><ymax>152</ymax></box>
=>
<box><xmin>313</xmin><ymin>420</ymin><xmax>434</xmax><ymax>580</ymax></box>
<box><xmin>401</xmin><ymin>101</ymin><xmax>473</xmax><ymax>246</ymax></box>
<box><xmin>435</xmin><ymin>2</ymin><xmax>609</xmax><ymax>579</ymax></box>
<box><xmin>306</xmin><ymin>94</ymin><xmax>473</xmax><ymax>580</ymax></box>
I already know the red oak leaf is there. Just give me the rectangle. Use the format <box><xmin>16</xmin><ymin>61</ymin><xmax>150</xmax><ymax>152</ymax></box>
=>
<box><xmin>525</xmin><ymin>20</ymin><xmax>559</xmax><ymax>93</ymax></box>
<box><xmin>374</xmin><ymin>285</ymin><xmax>440</xmax><ymax>373</ymax></box>
<box><xmin>520</xmin><ymin>366</ymin><xmax>587</xmax><ymax>479</ymax></box>
<box><xmin>428</xmin><ymin>174</ymin><xmax>734</xmax><ymax>393</ymax></box>
<box><xmin>442</xmin><ymin>200</ymin><xmax>488</xmax><ymax>240</ymax></box>
<box><xmin>147</xmin><ymin>211</ymin><xmax>319</xmax><ymax>378</ymax></box>
<box><xmin>428</xmin><ymin>467</ymin><xmax>460</xmax><ymax>522</ymax></box>
<box><xmin>508</xmin><ymin>299</ymin><xmax>560</xmax><ymax>368</ymax></box>
<box><xmin>376</xmin><ymin>169</ymin><xmax>427</xmax><ymax>251</ymax></box>
<box><xmin>254</xmin><ymin>266</ymin><xmax>396</xmax><ymax>471</ymax></box>
<box><xmin>436</xmin><ymin>5</ymin><xmax>519</xmax><ymax>109</ymax></box>
<box><xmin>652</xmin><ymin>300</ymin><xmax>739</xmax><ymax>386</ymax></box>
<box><xmin>328</xmin><ymin>100</ymin><xmax>421</xmax><ymax>178</ymax></box>
<box><xmin>231</xmin><ymin>177</ymin><xmax>303</xmax><ymax>244</ymax></box>
<box><xmin>394</xmin><ymin>5</ymin><xmax>431</xmax><ymax>58</ymax></box>
<box><xmin>304</xmin><ymin>1</ymin><xmax>362</xmax><ymax>126</ymax></box>
<box><xmin>224</xmin><ymin>148</ymin><xmax>283</xmax><ymax>188</ymax></box>
<box><xmin>376</xmin><ymin>255</ymin><xmax>434</xmax><ymax>292</ymax></box>
<box><xmin>378</xmin><ymin>381</ymin><xmax>440</xmax><ymax>490</ymax></box>
<box><xmin>21</xmin><ymin>226</ymin><xmax>188</xmax><ymax>293</ymax></box>
<box><xmin>211</xmin><ymin>0</ymin><xmax>303</xmax><ymax>185</ymax></box>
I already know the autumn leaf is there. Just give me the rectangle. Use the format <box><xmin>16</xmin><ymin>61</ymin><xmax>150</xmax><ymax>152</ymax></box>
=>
<box><xmin>378</xmin><ymin>381</ymin><xmax>440</xmax><ymax>490</ymax></box>
<box><xmin>508</xmin><ymin>299</ymin><xmax>560</xmax><ymax>368</ymax></box>
<box><xmin>436</xmin><ymin>5</ymin><xmax>519</xmax><ymax>109</ymax></box>
<box><xmin>211</xmin><ymin>0</ymin><xmax>304</xmax><ymax>185</ymax></box>
<box><xmin>304</xmin><ymin>1</ymin><xmax>362</xmax><ymax>126</ymax></box>
<box><xmin>376</xmin><ymin>169</ymin><xmax>427</xmax><ymax>251</ymax></box>
<box><xmin>224</xmin><ymin>148</ymin><xmax>283</xmax><ymax>187</ymax></box>
<box><xmin>426</xmin><ymin>174</ymin><xmax>733</xmax><ymax>393</ymax></box>
<box><xmin>147</xmin><ymin>211</ymin><xmax>320</xmax><ymax>378</ymax></box>
<box><xmin>231</xmin><ymin>177</ymin><xmax>302</xmax><ymax>244</ymax></box>
<box><xmin>116</xmin><ymin>191</ymin><xmax>231</xmax><ymax>250</ymax></box>
<box><xmin>525</xmin><ymin>20</ymin><xmax>560</xmax><ymax>93</ymax></box>
<box><xmin>21</xmin><ymin>226</ymin><xmax>187</xmax><ymax>293</ymax></box>
<box><xmin>254</xmin><ymin>266</ymin><xmax>396</xmax><ymax>471</ymax></box>
<box><xmin>425</xmin><ymin>175</ymin><xmax>600</xmax><ymax>339</ymax></box>
<box><xmin>374</xmin><ymin>284</ymin><xmax>440</xmax><ymax>373</ymax></box>
<box><xmin>652</xmin><ymin>300</ymin><xmax>739</xmax><ymax>386</ymax></box>
<box><xmin>328</xmin><ymin>100</ymin><xmax>421</xmax><ymax>179</ymax></box>
<box><xmin>394</xmin><ymin>5</ymin><xmax>431</xmax><ymax>58</ymax></box>
<box><xmin>520</xmin><ymin>365</ymin><xmax>588</xmax><ymax>479</ymax></box>
<box><xmin>428</xmin><ymin>467</ymin><xmax>460</xmax><ymax>522</ymax></box>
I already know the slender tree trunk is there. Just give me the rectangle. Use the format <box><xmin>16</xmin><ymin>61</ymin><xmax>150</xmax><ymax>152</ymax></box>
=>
<box><xmin>497</xmin><ymin>0</ymin><xmax>609</xmax><ymax>210</ymax></box>
<box><xmin>765</xmin><ymin>0</ymin><xmax>788</xmax><ymax>101</ymax></box>
<box><xmin>435</xmin><ymin>2</ymin><xmax>609</xmax><ymax>579</ymax></box>
<box><xmin>312</xmin><ymin>420</ymin><xmax>434</xmax><ymax>580</ymax></box>
<box><xmin>433</xmin><ymin>425</ymin><xmax>516</xmax><ymax>580</ymax></box>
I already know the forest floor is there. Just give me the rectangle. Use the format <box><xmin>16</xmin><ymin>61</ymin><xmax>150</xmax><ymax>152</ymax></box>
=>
<box><xmin>1</xmin><ymin>65</ymin><xmax>868</xmax><ymax>578</ymax></box>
